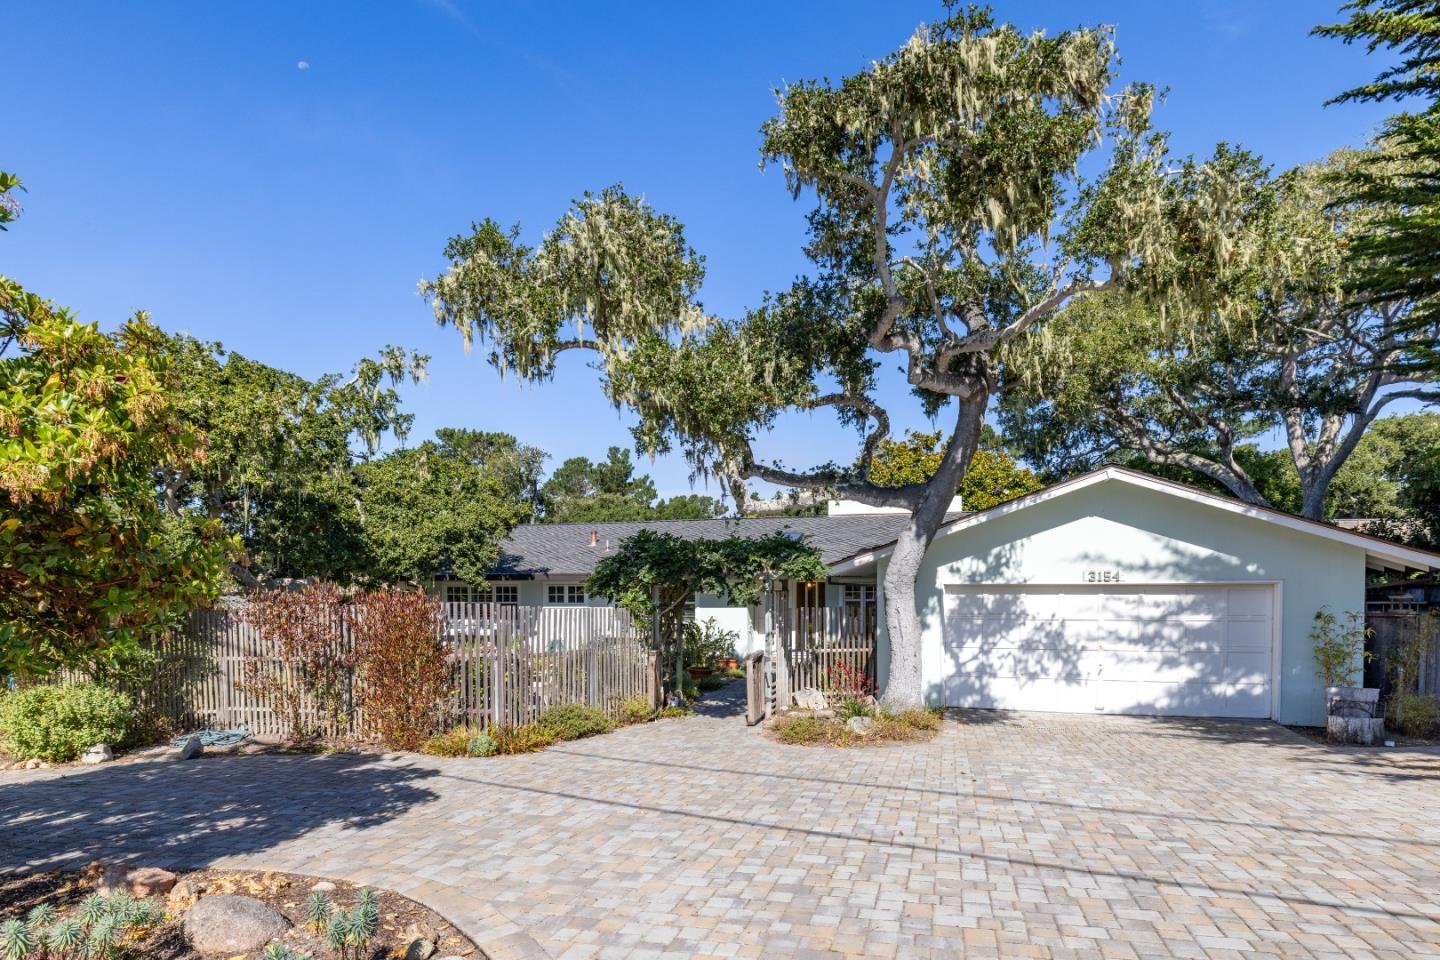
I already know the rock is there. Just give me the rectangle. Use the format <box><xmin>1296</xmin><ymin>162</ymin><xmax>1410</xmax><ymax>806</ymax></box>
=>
<box><xmin>177</xmin><ymin>735</ymin><xmax>204</xmax><ymax>761</ymax></box>
<box><xmin>403</xmin><ymin>922</ymin><xmax>437</xmax><ymax>944</ymax></box>
<box><xmin>168</xmin><ymin>877</ymin><xmax>207</xmax><ymax>905</ymax></box>
<box><xmin>100</xmin><ymin>864</ymin><xmax>177</xmax><ymax>898</ymax></box>
<box><xmin>404</xmin><ymin>939</ymin><xmax>437</xmax><ymax>960</ymax></box>
<box><xmin>846</xmin><ymin>716</ymin><xmax>876</xmax><ymax>736</ymax></box>
<box><xmin>184</xmin><ymin>895</ymin><xmax>289</xmax><ymax>955</ymax></box>
<box><xmin>23</xmin><ymin>759</ymin><xmax>42</xmax><ymax>770</ymax></box>
<box><xmin>82</xmin><ymin>743</ymin><xmax>113</xmax><ymax>764</ymax></box>
<box><xmin>309</xmin><ymin>880</ymin><xmax>337</xmax><ymax>893</ymax></box>
<box><xmin>792</xmin><ymin>688</ymin><xmax>827</xmax><ymax>711</ymax></box>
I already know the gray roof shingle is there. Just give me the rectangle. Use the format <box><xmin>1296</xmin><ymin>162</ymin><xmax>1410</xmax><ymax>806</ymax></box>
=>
<box><xmin>489</xmin><ymin>514</ymin><xmax>958</xmax><ymax>578</ymax></box>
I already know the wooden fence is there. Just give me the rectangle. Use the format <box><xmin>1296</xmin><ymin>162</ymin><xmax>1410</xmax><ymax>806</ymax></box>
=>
<box><xmin>1366</xmin><ymin>611</ymin><xmax>1440</xmax><ymax>702</ymax></box>
<box><xmin>784</xmin><ymin>606</ymin><xmax>877</xmax><ymax>701</ymax></box>
<box><xmin>117</xmin><ymin>602</ymin><xmax>657</xmax><ymax>739</ymax></box>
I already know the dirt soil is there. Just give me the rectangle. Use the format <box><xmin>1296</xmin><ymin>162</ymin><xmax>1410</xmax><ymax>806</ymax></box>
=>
<box><xmin>1285</xmin><ymin>723</ymin><xmax>1440</xmax><ymax>747</ymax></box>
<box><xmin>0</xmin><ymin>867</ymin><xmax>481</xmax><ymax>960</ymax></box>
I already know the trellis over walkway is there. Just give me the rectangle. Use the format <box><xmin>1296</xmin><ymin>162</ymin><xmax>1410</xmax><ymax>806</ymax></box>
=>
<box><xmin>122</xmin><ymin>603</ymin><xmax>659</xmax><ymax>739</ymax></box>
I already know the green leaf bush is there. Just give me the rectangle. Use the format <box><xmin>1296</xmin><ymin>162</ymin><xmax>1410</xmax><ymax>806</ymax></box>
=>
<box><xmin>1395</xmin><ymin>693</ymin><xmax>1440</xmax><ymax>738</ymax></box>
<box><xmin>0</xmin><ymin>684</ymin><xmax>132</xmax><ymax>761</ymax></box>
<box><xmin>616</xmin><ymin>694</ymin><xmax>653</xmax><ymax>725</ymax></box>
<box><xmin>537</xmin><ymin>704</ymin><xmax>613</xmax><ymax>741</ymax></box>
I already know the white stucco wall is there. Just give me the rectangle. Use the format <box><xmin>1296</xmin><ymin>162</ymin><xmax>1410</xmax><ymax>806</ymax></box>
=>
<box><xmin>875</xmin><ymin>479</ymin><xmax>1366</xmax><ymax>726</ymax></box>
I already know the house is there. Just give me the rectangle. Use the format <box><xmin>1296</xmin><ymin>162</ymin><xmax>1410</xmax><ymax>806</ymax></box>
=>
<box><xmin>441</xmin><ymin>465</ymin><xmax>1440</xmax><ymax>727</ymax></box>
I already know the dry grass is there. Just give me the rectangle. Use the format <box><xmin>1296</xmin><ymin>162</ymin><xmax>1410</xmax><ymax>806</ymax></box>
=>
<box><xmin>768</xmin><ymin>707</ymin><xmax>944</xmax><ymax>747</ymax></box>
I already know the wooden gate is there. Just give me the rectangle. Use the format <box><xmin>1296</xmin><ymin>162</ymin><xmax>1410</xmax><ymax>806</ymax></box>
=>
<box><xmin>782</xmin><ymin>605</ymin><xmax>877</xmax><ymax>705</ymax></box>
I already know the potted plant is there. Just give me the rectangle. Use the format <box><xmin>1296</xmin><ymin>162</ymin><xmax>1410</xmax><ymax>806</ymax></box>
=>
<box><xmin>683</xmin><ymin>618</ymin><xmax>738</xmax><ymax>680</ymax></box>
<box><xmin>1312</xmin><ymin>608</ymin><xmax>1380</xmax><ymax>744</ymax></box>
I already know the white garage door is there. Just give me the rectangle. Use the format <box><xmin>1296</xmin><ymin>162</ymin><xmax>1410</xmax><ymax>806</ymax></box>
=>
<box><xmin>940</xmin><ymin>584</ymin><xmax>1274</xmax><ymax>718</ymax></box>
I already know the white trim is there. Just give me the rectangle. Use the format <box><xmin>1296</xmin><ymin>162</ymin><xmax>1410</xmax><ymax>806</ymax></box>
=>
<box><xmin>829</xmin><ymin>466</ymin><xmax>1440</xmax><ymax>574</ymax></box>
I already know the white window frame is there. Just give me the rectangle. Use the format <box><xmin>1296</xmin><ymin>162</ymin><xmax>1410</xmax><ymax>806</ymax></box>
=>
<box><xmin>444</xmin><ymin>583</ymin><xmax>471</xmax><ymax>604</ymax></box>
<box><xmin>475</xmin><ymin>583</ymin><xmax>519</xmax><ymax>606</ymax></box>
<box><xmin>547</xmin><ymin>583</ymin><xmax>586</xmax><ymax>604</ymax></box>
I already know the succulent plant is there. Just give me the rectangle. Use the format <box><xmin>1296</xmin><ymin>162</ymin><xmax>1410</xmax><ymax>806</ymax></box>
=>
<box><xmin>75</xmin><ymin>895</ymin><xmax>108</xmax><ymax>929</ymax></box>
<box><xmin>44</xmin><ymin>919</ymin><xmax>85</xmax><ymax>960</ymax></box>
<box><xmin>305</xmin><ymin>890</ymin><xmax>334</xmax><ymax>933</ymax></box>
<box><xmin>24</xmin><ymin>904</ymin><xmax>56</xmax><ymax>933</ymax></box>
<box><xmin>123</xmin><ymin>898</ymin><xmax>164</xmax><ymax>929</ymax></box>
<box><xmin>325</xmin><ymin>910</ymin><xmax>351</xmax><ymax>958</ymax></box>
<box><xmin>0</xmin><ymin>919</ymin><xmax>34</xmax><ymax>960</ymax></box>
<box><xmin>260</xmin><ymin>942</ymin><xmax>303</xmax><ymax>960</ymax></box>
<box><xmin>350</xmin><ymin>888</ymin><xmax>379</xmax><ymax>944</ymax></box>
<box><xmin>82</xmin><ymin>916</ymin><xmax>117</xmax><ymax>960</ymax></box>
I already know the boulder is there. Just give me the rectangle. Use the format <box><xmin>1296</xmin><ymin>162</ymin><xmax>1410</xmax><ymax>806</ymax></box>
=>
<box><xmin>177</xmin><ymin>736</ymin><xmax>204</xmax><ymax>761</ymax></box>
<box><xmin>404</xmin><ymin>938</ymin><xmax>437</xmax><ymax>960</ymax></box>
<box><xmin>183</xmin><ymin>895</ymin><xmax>290</xmax><ymax>955</ymax></box>
<box><xmin>310</xmin><ymin>880</ymin><xmax>337</xmax><ymax>893</ymax></box>
<box><xmin>81</xmin><ymin>744</ymin><xmax>113</xmax><ymax>765</ymax></box>
<box><xmin>792</xmin><ymin>688</ymin><xmax>827</xmax><ymax>711</ymax></box>
<box><xmin>168</xmin><ymin>876</ymin><xmax>207</xmax><ymax>906</ymax></box>
<box><xmin>101</xmin><ymin>864</ymin><xmax>176</xmax><ymax>898</ymax></box>
<box><xmin>846</xmin><ymin>716</ymin><xmax>876</xmax><ymax>736</ymax></box>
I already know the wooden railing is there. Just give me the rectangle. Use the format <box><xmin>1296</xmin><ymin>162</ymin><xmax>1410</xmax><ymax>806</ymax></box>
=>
<box><xmin>108</xmin><ymin>602</ymin><xmax>656</xmax><ymax>739</ymax></box>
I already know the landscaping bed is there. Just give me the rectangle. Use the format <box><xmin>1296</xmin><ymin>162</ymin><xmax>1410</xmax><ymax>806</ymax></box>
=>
<box><xmin>0</xmin><ymin>866</ymin><xmax>479</xmax><ymax>960</ymax></box>
<box><xmin>767</xmin><ymin>706</ymin><xmax>944</xmax><ymax>747</ymax></box>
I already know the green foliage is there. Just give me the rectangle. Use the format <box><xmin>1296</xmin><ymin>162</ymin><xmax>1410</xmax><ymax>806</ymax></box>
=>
<box><xmin>0</xmin><ymin>171</ymin><xmax>22</xmax><ymax>233</ymax></box>
<box><xmin>43</xmin><ymin>919</ymin><xmax>83</xmax><ymax>958</ymax></box>
<box><xmin>835</xmin><ymin>699</ymin><xmax>874</xmax><ymax>721</ymax></box>
<box><xmin>466</xmin><ymin>732</ymin><xmax>498</xmax><ymax>756</ymax></box>
<box><xmin>1002</xmin><ymin>147</ymin><xmax>1434</xmax><ymax>520</ymax></box>
<box><xmin>1316</xmin><ymin>1</ymin><xmax>1440</xmax><ymax>369</ymax></box>
<box><xmin>353</xmin><ymin>440</ymin><xmax>523</xmax><ymax>586</ymax></box>
<box><xmin>539</xmin><ymin>447</ymin><xmax>723</xmax><ymax>523</ymax></box>
<box><xmin>681</xmin><ymin>678</ymin><xmax>700</xmax><ymax>702</ymax></box>
<box><xmin>23</xmin><ymin>906</ymin><xmax>55</xmax><ymax>933</ymax></box>
<box><xmin>869</xmin><ymin>431</ymin><xmax>1043</xmax><ymax>509</ymax></box>
<box><xmin>1310</xmin><ymin>608</ymin><xmax>1372</xmax><ymax>689</ymax></box>
<box><xmin>305</xmin><ymin>890</ymin><xmax>334</xmax><ymax>933</ymax></box>
<box><xmin>0</xmin><ymin>891</ymin><xmax>160</xmax><ymax>960</ymax></box>
<box><xmin>1395</xmin><ymin>693</ymin><xmax>1440</xmax><ymax>738</ymax></box>
<box><xmin>261</xmin><ymin>943</ymin><xmax>303</xmax><ymax>960</ymax></box>
<box><xmin>0</xmin><ymin>684</ymin><xmax>132</xmax><ymax>762</ymax></box>
<box><xmin>435</xmin><ymin>428</ymin><xmax>548</xmax><ymax>522</ymax></box>
<box><xmin>655</xmin><ymin>705</ymin><xmax>692</xmax><ymax>719</ymax></box>
<box><xmin>772</xmin><ymin>714</ymin><xmax>840</xmax><ymax>746</ymax></box>
<box><xmin>491</xmin><ymin>723</ymin><xmax>557</xmax><ymax>755</ymax></box>
<box><xmin>695</xmin><ymin>674</ymin><xmax>732</xmax><ymax>692</ymax></box>
<box><xmin>616</xmin><ymin>694</ymin><xmax>653</xmax><ymax>724</ymax></box>
<box><xmin>1</xmin><ymin>919</ymin><xmax>32</xmax><ymax>960</ymax></box>
<box><xmin>538</xmin><ymin>704</ymin><xmax>614</xmax><ymax>741</ymax></box>
<box><xmin>346</xmin><ymin>588</ymin><xmax>452</xmax><ymax>750</ymax></box>
<box><xmin>1385</xmin><ymin>613</ymin><xmax>1437</xmax><ymax>711</ymax></box>
<box><xmin>351</xmin><ymin>888</ymin><xmax>379</xmax><ymax>948</ymax></box>
<box><xmin>0</xmin><ymin>279</ymin><xmax>231</xmax><ymax>677</ymax></box>
<box><xmin>420</xmin><ymin>727</ymin><xmax>477</xmax><ymax>758</ymax></box>
<box><xmin>683</xmin><ymin>619</ymin><xmax>739</xmax><ymax>668</ymax></box>
<box><xmin>158</xmin><ymin>332</ymin><xmax>426</xmax><ymax>585</ymax></box>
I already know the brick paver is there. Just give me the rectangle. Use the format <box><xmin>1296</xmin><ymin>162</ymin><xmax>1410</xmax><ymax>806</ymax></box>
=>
<box><xmin>5</xmin><ymin>685</ymin><xmax>1440</xmax><ymax>958</ymax></box>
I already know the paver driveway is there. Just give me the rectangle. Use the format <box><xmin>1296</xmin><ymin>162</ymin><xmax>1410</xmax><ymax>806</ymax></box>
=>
<box><xmin>6</xmin><ymin>686</ymin><xmax>1440</xmax><ymax>959</ymax></box>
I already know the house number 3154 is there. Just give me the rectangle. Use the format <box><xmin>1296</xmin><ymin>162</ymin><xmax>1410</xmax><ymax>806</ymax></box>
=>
<box><xmin>1084</xmin><ymin>569</ymin><xmax>1122</xmax><ymax>583</ymax></box>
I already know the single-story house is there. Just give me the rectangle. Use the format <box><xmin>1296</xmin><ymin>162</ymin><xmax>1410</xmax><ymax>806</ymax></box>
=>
<box><xmin>437</xmin><ymin>465</ymin><xmax>1440</xmax><ymax>726</ymax></box>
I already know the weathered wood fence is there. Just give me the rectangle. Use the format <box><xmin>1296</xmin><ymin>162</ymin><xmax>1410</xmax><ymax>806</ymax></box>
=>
<box><xmin>121</xmin><ymin>602</ymin><xmax>657</xmax><ymax>739</ymax></box>
<box><xmin>1366</xmin><ymin>611</ymin><xmax>1440</xmax><ymax>701</ymax></box>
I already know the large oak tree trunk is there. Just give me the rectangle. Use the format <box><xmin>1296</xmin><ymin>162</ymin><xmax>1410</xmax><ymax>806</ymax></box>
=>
<box><xmin>879</xmin><ymin>396</ymin><xmax>987</xmax><ymax>711</ymax></box>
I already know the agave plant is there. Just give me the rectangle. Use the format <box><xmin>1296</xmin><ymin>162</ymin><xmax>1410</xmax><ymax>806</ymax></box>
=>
<box><xmin>122</xmin><ymin>898</ymin><xmax>164</xmax><ymax>930</ymax></box>
<box><xmin>350</xmin><ymin>888</ymin><xmax>378</xmax><ymax>945</ymax></box>
<box><xmin>0</xmin><ymin>919</ymin><xmax>34</xmax><ymax>960</ymax></box>
<box><xmin>24</xmin><ymin>905</ymin><xmax>56</xmax><ymax>933</ymax></box>
<box><xmin>44</xmin><ymin>919</ymin><xmax>85</xmax><ymax>960</ymax></box>
<box><xmin>305</xmin><ymin>891</ymin><xmax>334</xmax><ymax>933</ymax></box>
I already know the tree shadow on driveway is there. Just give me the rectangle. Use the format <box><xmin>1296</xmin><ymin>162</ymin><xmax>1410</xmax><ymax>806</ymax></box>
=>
<box><xmin>0</xmin><ymin>753</ymin><xmax>441</xmax><ymax>875</ymax></box>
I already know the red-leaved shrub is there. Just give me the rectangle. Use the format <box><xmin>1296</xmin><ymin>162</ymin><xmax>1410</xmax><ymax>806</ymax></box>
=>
<box><xmin>242</xmin><ymin>582</ymin><xmax>350</xmax><ymax>741</ymax></box>
<box><xmin>346</xmin><ymin>588</ymin><xmax>452</xmax><ymax>750</ymax></box>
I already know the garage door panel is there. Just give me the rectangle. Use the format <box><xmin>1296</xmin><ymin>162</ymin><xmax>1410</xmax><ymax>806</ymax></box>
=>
<box><xmin>940</xmin><ymin>584</ymin><xmax>1274</xmax><ymax>719</ymax></box>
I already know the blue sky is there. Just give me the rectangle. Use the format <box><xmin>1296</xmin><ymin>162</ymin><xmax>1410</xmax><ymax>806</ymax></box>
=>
<box><xmin>4</xmin><ymin>1</ymin><xmax>1397</xmax><ymax>498</ymax></box>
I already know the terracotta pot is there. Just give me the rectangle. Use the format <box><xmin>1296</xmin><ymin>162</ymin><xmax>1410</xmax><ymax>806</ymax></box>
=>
<box><xmin>687</xmin><ymin>666</ymin><xmax>713</xmax><ymax>679</ymax></box>
<box><xmin>715</xmin><ymin>658</ymin><xmax>739</xmax><ymax>670</ymax></box>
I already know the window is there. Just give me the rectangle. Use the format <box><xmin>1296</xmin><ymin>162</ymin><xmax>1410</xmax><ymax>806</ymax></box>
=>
<box><xmin>842</xmin><ymin>584</ymin><xmax>877</xmax><ymax>604</ymax></box>
<box><xmin>444</xmin><ymin>583</ymin><xmax>471</xmax><ymax>604</ymax></box>
<box><xmin>548</xmin><ymin>584</ymin><xmax>586</xmax><ymax>604</ymax></box>
<box><xmin>475</xmin><ymin>584</ymin><xmax>519</xmax><ymax>606</ymax></box>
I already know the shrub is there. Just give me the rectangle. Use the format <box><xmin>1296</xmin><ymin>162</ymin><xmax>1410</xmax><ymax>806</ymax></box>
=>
<box><xmin>1311</xmin><ymin>607</ymin><xmax>1371</xmax><ymax>689</ymax></box>
<box><xmin>467</xmin><ymin>732</ymin><xmax>499</xmax><ymax>756</ymax></box>
<box><xmin>696</xmin><ymin>674</ymin><xmax>732</xmax><ymax>692</ymax></box>
<box><xmin>682</xmin><ymin>678</ymin><xmax>700</xmax><ymax>702</ymax></box>
<box><xmin>835</xmin><ymin>698</ymin><xmax>874</xmax><ymax>721</ymax></box>
<box><xmin>1395</xmin><ymin>694</ymin><xmax>1440</xmax><ymax>738</ymax></box>
<box><xmin>347</xmin><ymin>589</ymin><xmax>452</xmax><ymax>751</ymax></box>
<box><xmin>617</xmin><ymin>694</ymin><xmax>653</xmax><ymax>724</ymax></box>
<box><xmin>656</xmin><ymin>705</ymin><xmax>692</xmax><ymax>719</ymax></box>
<box><xmin>771</xmin><ymin>713</ymin><xmax>839</xmax><ymax>745</ymax></box>
<box><xmin>894</xmin><ymin>708</ymin><xmax>943</xmax><ymax>732</ymax></box>
<box><xmin>538</xmin><ymin>704</ymin><xmax>613</xmax><ymax>741</ymax></box>
<box><xmin>420</xmin><ymin>727</ymin><xmax>476</xmax><ymax>758</ymax></box>
<box><xmin>0</xmin><ymin>684</ymin><xmax>132</xmax><ymax>761</ymax></box>
<box><xmin>242</xmin><ymin>583</ymin><xmax>351</xmax><ymax>741</ymax></box>
<box><xmin>491</xmin><ymin>723</ymin><xmax>555</xmax><ymax>755</ymax></box>
<box><xmin>721</xmin><ymin>667</ymin><xmax>746</xmax><ymax>680</ymax></box>
<box><xmin>683</xmin><ymin>618</ymin><xmax>739</xmax><ymax>668</ymax></box>
<box><xmin>828</xmin><ymin>661</ymin><xmax>877</xmax><ymax>702</ymax></box>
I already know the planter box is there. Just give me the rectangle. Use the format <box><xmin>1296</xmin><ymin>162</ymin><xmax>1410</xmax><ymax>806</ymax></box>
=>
<box><xmin>715</xmin><ymin>658</ymin><xmax>739</xmax><ymax>670</ymax></box>
<box><xmin>1327</xmin><ymin>715</ymin><xmax>1386</xmax><ymax>745</ymax></box>
<box><xmin>687</xmin><ymin>667</ymin><xmax>714</xmax><ymax>679</ymax></box>
<box><xmin>1326</xmin><ymin>685</ymin><xmax>1380</xmax><ymax>719</ymax></box>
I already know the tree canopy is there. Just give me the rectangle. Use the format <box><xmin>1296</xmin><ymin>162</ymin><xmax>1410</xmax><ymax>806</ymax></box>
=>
<box><xmin>868</xmin><ymin>428</ymin><xmax>1043</xmax><ymax>510</ymax></box>
<box><xmin>1000</xmin><ymin>148</ymin><xmax>1437</xmax><ymax>519</ymax></box>
<box><xmin>539</xmin><ymin>446</ymin><xmax>723</xmax><ymax>523</ymax></box>
<box><xmin>0</xmin><ymin>276</ymin><xmax>231</xmax><ymax>676</ymax></box>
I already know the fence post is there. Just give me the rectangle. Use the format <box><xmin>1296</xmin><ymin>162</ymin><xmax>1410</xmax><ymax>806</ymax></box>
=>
<box><xmin>491</xmin><ymin>614</ymin><xmax>505</xmax><ymax>729</ymax></box>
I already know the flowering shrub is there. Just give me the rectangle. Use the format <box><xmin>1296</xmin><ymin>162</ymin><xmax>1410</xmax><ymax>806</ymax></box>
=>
<box><xmin>827</xmin><ymin>661</ymin><xmax>876</xmax><ymax>702</ymax></box>
<box><xmin>346</xmin><ymin>589</ymin><xmax>451</xmax><ymax>751</ymax></box>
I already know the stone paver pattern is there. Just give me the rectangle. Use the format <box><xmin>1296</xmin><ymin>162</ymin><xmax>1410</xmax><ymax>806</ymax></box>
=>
<box><xmin>6</xmin><ymin>685</ymin><xmax>1440</xmax><ymax>959</ymax></box>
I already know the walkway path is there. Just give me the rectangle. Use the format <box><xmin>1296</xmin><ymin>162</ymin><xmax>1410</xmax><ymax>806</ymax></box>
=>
<box><xmin>6</xmin><ymin>683</ymin><xmax>1440</xmax><ymax>958</ymax></box>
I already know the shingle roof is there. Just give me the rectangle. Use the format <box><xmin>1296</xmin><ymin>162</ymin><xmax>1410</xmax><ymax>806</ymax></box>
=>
<box><xmin>490</xmin><ymin>514</ymin><xmax>960</xmax><ymax>578</ymax></box>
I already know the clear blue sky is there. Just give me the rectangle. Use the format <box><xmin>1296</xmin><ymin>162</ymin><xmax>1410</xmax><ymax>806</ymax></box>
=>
<box><xmin>3</xmin><ymin>1</ymin><xmax>1397</xmax><ymax>498</ymax></box>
